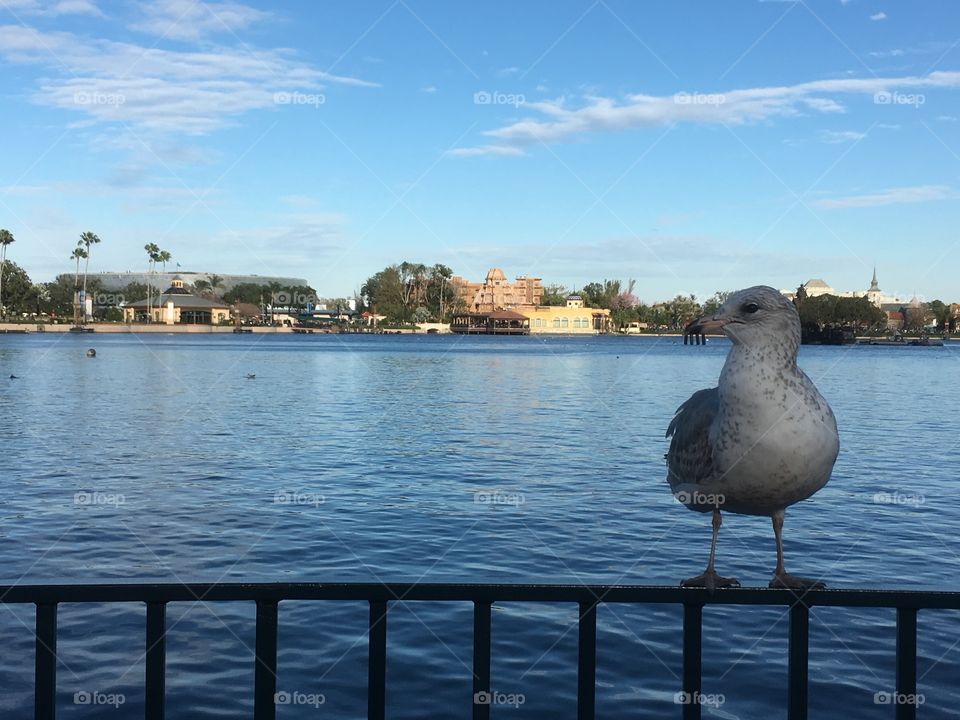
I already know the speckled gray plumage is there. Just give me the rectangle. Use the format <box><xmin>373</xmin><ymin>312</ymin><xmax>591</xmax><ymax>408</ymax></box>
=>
<box><xmin>666</xmin><ymin>286</ymin><xmax>839</xmax><ymax>517</ymax></box>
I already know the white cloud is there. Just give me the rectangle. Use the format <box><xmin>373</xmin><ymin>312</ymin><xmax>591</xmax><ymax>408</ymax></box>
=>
<box><xmin>130</xmin><ymin>0</ymin><xmax>269</xmax><ymax>41</ymax></box>
<box><xmin>1</xmin><ymin>0</ymin><xmax>101</xmax><ymax>15</ymax></box>
<box><xmin>868</xmin><ymin>48</ymin><xmax>904</xmax><ymax>58</ymax></box>
<box><xmin>421</xmin><ymin>85</ymin><xmax>437</xmax><ymax>94</ymax></box>
<box><xmin>816</xmin><ymin>185</ymin><xmax>955</xmax><ymax>209</ymax></box>
<box><xmin>450</xmin><ymin>71</ymin><xmax>960</xmax><ymax>155</ymax></box>
<box><xmin>446</xmin><ymin>145</ymin><xmax>525</xmax><ymax>157</ymax></box>
<box><xmin>820</xmin><ymin>129</ymin><xmax>866</xmax><ymax>143</ymax></box>
<box><xmin>0</xmin><ymin>24</ymin><xmax>377</xmax><ymax>135</ymax></box>
<box><xmin>870</xmin><ymin>11</ymin><xmax>887</xmax><ymax>20</ymax></box>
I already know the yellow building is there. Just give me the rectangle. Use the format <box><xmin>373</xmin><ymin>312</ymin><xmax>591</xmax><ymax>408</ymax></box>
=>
<box><xmin>523</xmin><ymin>295</ymin><xmax>611</xmax><ymax>334</ymax></box>
<box><xmin>123</xmin><ymin>278</ymin><xmax>232</xmax><ymax>325</ymax></box>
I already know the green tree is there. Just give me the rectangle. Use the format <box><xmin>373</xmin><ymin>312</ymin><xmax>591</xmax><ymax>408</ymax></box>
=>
<box><xmin>70</xmin><ymin>246</ymin><xmax>87</xmax><ymax>324</ymax></box>
<box><xmin>928</xmin><ymin>300</ymin><xmax>950</xmax><ymax>330</ymax></box>
<box><xmin>540</xmin><ymin>284</ymin><xmax>567</xmax><ymax>306</ymax></box>
<box><xmin>79</xmin><ymin>231</ymin><xmax>101</xmax><ymax>322</ymax></box>
<box><xmin>0</xmin><ymin>260</ymin><xmax>37</xmax><ymax>316</ymax></box>
<box><xmin>144</xmin><ymin>243</ymin><xmax>160</xmax><ymax>319</ymax></box>
<box><xmin>157</xmin><ymin>249</ymin><xmax>172</xmax><ymax>274</ymax></box>
<box><xmin>0</xmin><ymin>229</ymin><xmax>14</xmax><ymax>316</ymax></box>
<box><xmin>208</xmin><ymin>274</ymin><xmax>224</xmax><ymax>297</ymax></box>
<box><xmin>700</xmin><ymin>291</ymin><xmax>731</xmax><ymax>318</ymax></box>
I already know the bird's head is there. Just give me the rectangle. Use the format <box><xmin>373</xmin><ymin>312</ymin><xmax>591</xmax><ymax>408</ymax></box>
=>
<box><xmin>685</xmin><ymin>286</ymin><xmax>800</xmax><ymax>352</ymax></box>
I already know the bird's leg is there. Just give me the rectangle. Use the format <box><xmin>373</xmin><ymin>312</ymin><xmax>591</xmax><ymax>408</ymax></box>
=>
<box><xmin>768</xmin><ymin>509</ymin><xmax>825</xmax><ymax>589</ymax></box>
<box><xmin>681</xmin><ymin>508</ymin><xmax>740</xmax><ymax>590</ymax></box>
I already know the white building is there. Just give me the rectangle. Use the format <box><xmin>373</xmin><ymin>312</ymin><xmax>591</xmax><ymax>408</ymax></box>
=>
<box><xmin>781</xmin><ymin>269</ymin><xmax>904</xmax><ymax>308</ymax></box>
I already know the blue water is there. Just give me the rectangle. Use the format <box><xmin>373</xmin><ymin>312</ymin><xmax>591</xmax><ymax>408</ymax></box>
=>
<box><xmin>0</xmin><ymin>333</ymin><xmax>958</xmax><ymax>719</ymax></box>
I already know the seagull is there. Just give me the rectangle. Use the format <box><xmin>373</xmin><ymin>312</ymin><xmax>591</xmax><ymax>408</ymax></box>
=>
<box><xmin>9</xmin><ymin>374</ymin><xmax>18</xmax><ymax>379</ymax></box>
<box><xmin>666</xmin><ymin>286</ymin><xmax>839</xmax><ymax>590</ymax></box>
<box><xmin>245</xmin><ymin>373</ymin><xmax>256</xmax><ymax>380</ymax></box>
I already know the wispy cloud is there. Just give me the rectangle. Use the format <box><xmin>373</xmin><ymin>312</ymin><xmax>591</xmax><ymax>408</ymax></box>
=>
<box><xmin>816</xmin><ymin>185</ymin><xmax>955</xmax><ymax>209</ymax></box>
<box><xmin>869</xmin><ymin>11</ymin><xmax>887</xmax><ymax>21</ymax></box>
<box><xmin>130</xmin><ymin>0</ymin><xmax>269</xmax><ymax>41</ymax></box>
<box><xmin>1</xmin><ymin>0</ymin><xmax>102</xmax><ymax>16</ymax></box>
<box><xmin>820</xmin><ymin>129</ymin><xmax>867</xmax><ymax>143</ymax></box>
<box><xmin>447</xmin><ymin>145</ymin><xmax>525</xmax><ymax>157</ymax></box>
<box><xmin>450</xmin><ymin>72</ymin><xmax>960</xmax><ymax>156</ymax></box>
<box><xmin>0</xmin><ymin>23</ymin><xmax>377</xmax><ymax>135</ymax></box>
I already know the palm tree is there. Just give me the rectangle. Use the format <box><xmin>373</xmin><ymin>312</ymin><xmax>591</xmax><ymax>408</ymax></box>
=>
<box><xmin>70</xmin><ymin>246</ymin><xmax>87</xmax><ymax>325</ymax></box>
<box><xmin>193</xmin><ymin>279</ymin><xmax>211</xmax><ymax>296</ymax></box>
<box><xmin>78</xmin><ymin>231</ymin><xmax>101</xmax><ymax>323</ymax></box>
<box><xmin>158</xmin><ymin>250</ymin><xmax>172</xmax><ymax>274</ymax></box>
<box><xmin>0</xmin><ymin>229</ymin><xmax>14</xmax><ymax>318</ymax></box>
<box><xmin>208</xmin><ymin>274</ymin><xmax>224</xmax><ymax>298</ymax></box>
<box><xmin>144</xmin><ymin>243</ymin><xmax>160</xmax><ymax>320</ymax></box>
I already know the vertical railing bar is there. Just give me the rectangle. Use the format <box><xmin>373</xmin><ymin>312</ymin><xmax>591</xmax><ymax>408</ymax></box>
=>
<box><xmin>577</xmin><ymin>600</ymin><xmax>597</xmax><ymax>720</ymax></box>
<box><xmin>368</xmin><ymin>600</ymin><xmax>387</xmax><ymax>720</ymax></box>
<box><xmin>682</xmin><ymin>603</ymin><xmax>702</xmax><ymax>720</ymax></box>
<box><xmin>473</xmin><ymin>601</ymin><xmax>492</xmax><ymax>720</ymax></box>
<box><xmin>253</xmin><ymin>599</ymin><xmax>279</xmax><ymax>720</ymax></box>
<box><xmin>788</xmin><ymin>603</ymin><xmax>809</xmax><ymax>720</ymax></box>
<box><xmin>35</xmin><ymin>602</ymin><xmax>57</xmax><ymax>720</ymax></box>
<box><xmin>896</xmin><ymin>607</ymin><xmax>918</xmax><ymax>720</ymax></box>
<box><xmin>145</xmin><ymin>601</ymin><xmax>167</xmax><ymax>720</ymax></box>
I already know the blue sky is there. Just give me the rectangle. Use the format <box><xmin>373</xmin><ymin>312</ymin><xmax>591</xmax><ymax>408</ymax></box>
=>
<box><xmin>1</xmin><ymin>0</ymin><xmax>959</xmax><ymax>302</ymax></box>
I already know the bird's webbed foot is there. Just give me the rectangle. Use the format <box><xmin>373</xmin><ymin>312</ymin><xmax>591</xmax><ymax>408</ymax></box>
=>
<box><xmin>769</xmin><ymin>571</ymin><xmax>825</xmax><ymax>590</ymax></box>
<box><xmin>681</xmin><ymin>569</ymin><xmax>740</xmax><ymax>591</ymax></box>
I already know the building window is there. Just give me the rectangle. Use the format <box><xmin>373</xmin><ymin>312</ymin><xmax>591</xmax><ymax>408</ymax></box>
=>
<box><xmin>561</xmin><ymin>317</ymin><xmax>569</xmax><ymax>328</ymax></box>
<box><xmin>553</xmin><ymin>318</ymin><xmax>561</xmax><ymax>328</ymax></box>
<box><xmin>572</xmin><ymin>318</ymin><xmax>581</xmax><ymax>328</ymax></box>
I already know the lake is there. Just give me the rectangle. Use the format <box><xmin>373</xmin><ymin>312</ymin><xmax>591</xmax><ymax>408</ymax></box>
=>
<box><xmin>0</xmin><ymin>333</ymin><xmax>958</xmax><ymax>719</ymax></box>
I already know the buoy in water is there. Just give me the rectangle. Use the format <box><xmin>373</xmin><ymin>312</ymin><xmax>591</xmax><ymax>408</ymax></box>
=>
<box><xmin>86</xmin><ymin>349</ymin><xmax>96</xmax><ymax>358</ymax></box>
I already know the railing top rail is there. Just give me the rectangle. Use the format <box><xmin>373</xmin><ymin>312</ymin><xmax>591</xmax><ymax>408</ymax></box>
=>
<box><xmin>1</xmin><ymin>583</ymin><xmax>958</xmax><ymax>609</ymax></box>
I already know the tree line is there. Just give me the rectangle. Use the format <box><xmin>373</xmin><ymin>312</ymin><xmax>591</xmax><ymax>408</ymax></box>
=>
<box><xmin>359</xmin><ymin>262</ymin><xmax>462</xmax><ymax>323</ymax></box>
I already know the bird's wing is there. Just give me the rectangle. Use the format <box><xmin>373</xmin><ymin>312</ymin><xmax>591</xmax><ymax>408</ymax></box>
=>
<box><xmin>665</xmin><ymin>387</ymin><xmax>719</xmax><ymax>487</ymax></box>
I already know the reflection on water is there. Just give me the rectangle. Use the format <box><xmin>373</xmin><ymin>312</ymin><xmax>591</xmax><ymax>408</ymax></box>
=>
<box><xmin>0</xmin><ymin>334</ymin><xmax>958</xmax><ymax>718</ymax></box>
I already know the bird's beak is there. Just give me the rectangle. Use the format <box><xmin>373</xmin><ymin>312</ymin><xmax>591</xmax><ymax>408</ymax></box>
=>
<box><xmin>683</xmin><ymin>316</ymin><xmax>727</xmax><ymax>345</ymax></box>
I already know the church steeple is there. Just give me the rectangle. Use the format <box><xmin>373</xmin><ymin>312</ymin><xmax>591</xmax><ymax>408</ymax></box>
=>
<box><xmin>868</xmin><ymin>266</ymin><xmax>880</xmax><ymax>293</ymax></box>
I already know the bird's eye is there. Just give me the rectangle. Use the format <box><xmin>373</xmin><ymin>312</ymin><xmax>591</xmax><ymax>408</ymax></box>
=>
<box><xmin>743</xmin><ymin>302</ymin><xmax>760</xmax><ymax>314</ymax></box>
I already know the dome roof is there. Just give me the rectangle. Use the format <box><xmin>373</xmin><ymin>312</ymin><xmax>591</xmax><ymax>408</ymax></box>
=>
<box><xmin>485</xmin><ymin>268</ymin><xmax>506</xmax><ymax>282</ymax></box>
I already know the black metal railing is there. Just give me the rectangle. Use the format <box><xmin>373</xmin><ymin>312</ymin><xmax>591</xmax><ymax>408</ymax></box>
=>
<box><xmin>3</xmin><ymin>582</ymin><xmax>957</xmax><ymax>720</ymax></box>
